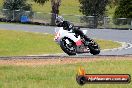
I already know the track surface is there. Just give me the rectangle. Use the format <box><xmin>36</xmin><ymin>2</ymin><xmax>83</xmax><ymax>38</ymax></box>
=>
<box><xmin>0</xmin><ymin>23</ymin><xmax>132</xmax><ymax>56</ymax></box>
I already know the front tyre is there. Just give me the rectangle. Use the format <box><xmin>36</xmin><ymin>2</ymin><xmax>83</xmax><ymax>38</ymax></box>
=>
<box><xmin>86</xmin><ymin>38</ymin><xmax>100</xmax><ymax>55</ymax></box>
<box><xmin>60</xmin><ymin>37</ymin><xmax>76</xmax><ymax>55</ymax></box>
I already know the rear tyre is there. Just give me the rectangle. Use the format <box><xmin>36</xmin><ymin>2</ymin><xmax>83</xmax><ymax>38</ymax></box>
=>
<box><xmin>60</xmin><ymin>37</ymin><xmax>76</xmax><ymax>55</ymax></box>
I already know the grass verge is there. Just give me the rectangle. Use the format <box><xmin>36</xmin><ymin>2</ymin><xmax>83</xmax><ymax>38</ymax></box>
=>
<box><xmin>0</xmin><ymin>29</ymin><xmax>121</xmax><ymax>56</ymax></box>
<box><xmin>0</xmin><ymin>29</ymin><xmax>62</xmax><ymax>56</ymax></box>
<box><xmin>0</xmin><ymin>57</ymin><xmax>132</xmax><ymax>88</ymax></box>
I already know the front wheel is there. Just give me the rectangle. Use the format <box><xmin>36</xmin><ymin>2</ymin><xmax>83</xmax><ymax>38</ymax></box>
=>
<box><xmin>85</xmin><ymin>38</ymin><xmax>100</xmax><ymax>55</ymax></box>
<box><xmin>60</xmin><ymin>37</ymin><xmax>76</xmax><ymax>55</ymax></box>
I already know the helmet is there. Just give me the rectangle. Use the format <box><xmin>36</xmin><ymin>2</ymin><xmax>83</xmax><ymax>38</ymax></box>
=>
<box><xmin>55</xmin><ymin>16</ymin><xmax>64</xmax><ymax>26</ymax></box>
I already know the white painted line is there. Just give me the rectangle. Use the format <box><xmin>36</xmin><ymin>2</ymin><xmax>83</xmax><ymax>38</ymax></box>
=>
<box><xmin>28</xmin><ymin>53</ymin><xmax>65</xmax><ymax>56</ymax></box>
<box><xmin>125</xmin><ymin>43</ymin><xmax>132</xmax><ymax>50</ymax></box>
<box><xmin>102</xmin><ymin>41</ymin><xmax>129</xmax><ymax>52</ymax></box>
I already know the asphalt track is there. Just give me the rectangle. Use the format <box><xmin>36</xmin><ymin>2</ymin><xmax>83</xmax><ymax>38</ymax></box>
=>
<box><xmin>0</xmin><ymin>23</ymin><xmax>132</xmax><ymax>57</ymax></box>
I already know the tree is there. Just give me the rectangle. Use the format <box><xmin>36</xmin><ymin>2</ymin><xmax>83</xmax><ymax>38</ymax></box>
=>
<box><xmin>79</xmin><ymin>0</ymin><xmax>108</xmax><ymax>28</ymax></box>
<box><xmin>114</xmin><ymin>0</ymin><xmax>132</xmax><ymax>18</ymax></box>
<box><xmin>3</xmin><ymin>0</ymin><xmax>32</xmax><ymax>21</ymax></box>
<box><xmin>33</xmin><ymin>0</ymin><xmax>61</xmax><ymax>25</ymax></box>
<box><xmin>108</xmin><ymin>0</ymin><xmax>120</xmax><ymax>8</ymax></box>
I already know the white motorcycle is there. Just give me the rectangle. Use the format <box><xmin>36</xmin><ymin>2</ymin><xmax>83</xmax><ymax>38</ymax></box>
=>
<box><xmin>54</xmin><ymin>27</ymin><xmax>100</xmax><ymax>55</ymax></box>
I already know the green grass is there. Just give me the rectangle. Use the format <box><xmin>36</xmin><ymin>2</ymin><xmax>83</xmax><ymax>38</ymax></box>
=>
<box><xmin>31</xmin><ymin>0</ymin><xmax>81</xmax><ymax>15</ymax></box>
<box><xmin>0</xmin><ymin>29</ymin><xmax>62</xmax><ymax>56</ymax></box>
<box><xmin>96</xmin><ymin>39</ymin><xmax>121</xmax><ymax>50</ymax></box>
<box><xmin>0</xmin><ymin>29</ymin><xmax>121</xmax><ymax>56</ymax></box>
<box><xmin>0</xmin><ymin>0</ymin><xmax>81</xmax><ymax>15</ymax></box>
<box><xmin>0</xmin><ymin>59</ymin><xmax>132</xmax><ymax>88</ymax></box>
<box><xmin>0</xmin><ymin>0</ymin><xmax>118</xmax><ymax>27</ymax></box>
<box><xmin>0</xmin><ymin>0</ymin><xmax>116</xmax><ymax>16</ymax></box>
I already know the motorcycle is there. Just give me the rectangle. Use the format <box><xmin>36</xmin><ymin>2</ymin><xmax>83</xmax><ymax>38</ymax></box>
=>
<box><xmin>54</xmin><ymin>27</ymin><xmax>100</xmax><ymax>55</ymax></box>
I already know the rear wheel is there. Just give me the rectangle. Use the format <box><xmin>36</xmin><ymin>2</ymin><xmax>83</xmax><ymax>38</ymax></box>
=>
<box><xmin>60</xmin><ymin>37</ymin><xmax>76</xmax><ymax>55</ymax></box>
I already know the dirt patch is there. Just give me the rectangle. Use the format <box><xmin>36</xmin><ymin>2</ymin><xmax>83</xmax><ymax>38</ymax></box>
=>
<box><xmin>0</xmin><ymin>57</ymin><xmax>132</xmax><ymax>66</ymax></box>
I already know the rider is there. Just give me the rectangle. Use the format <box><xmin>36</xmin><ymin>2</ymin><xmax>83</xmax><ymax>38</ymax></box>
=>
<box><xmin>55</xmin><ymin>16</ymin><xmax>87</xmax><ymax>38</ymax></box>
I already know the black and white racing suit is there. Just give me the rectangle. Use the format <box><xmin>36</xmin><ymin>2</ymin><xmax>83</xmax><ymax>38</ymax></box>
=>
<box><xmin>57</xmin><ymin>21</ymin><xmax>86</xmax><ymax>38</ymax></box>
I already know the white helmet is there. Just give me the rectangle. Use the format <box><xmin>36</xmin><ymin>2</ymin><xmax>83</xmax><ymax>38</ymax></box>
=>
<box><xmin>55</xmin><ymin>16</ymin><xmax>64</xmax><ymax>25</ymax></box>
